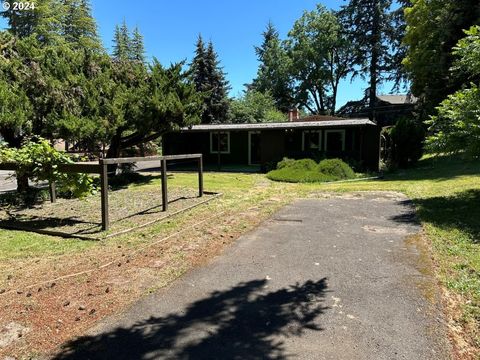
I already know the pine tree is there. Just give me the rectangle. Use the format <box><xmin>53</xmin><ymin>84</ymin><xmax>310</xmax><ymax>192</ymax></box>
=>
<box><xmin>191</xmin><ymin>34</ymin><xmax>208</xmax><ymax>92</ymax></box>
<box><xmin>251</xmin><ymin>22</ymin><xmax>293</xmax><ymax>112</ymax></box>
<box><xmin>338</xmin><ymin>0</ymin><xmax>398</xmax><ymax>113</ymax></box>
<box><xmin>63</xmin><ymin>0</ymin><xmax>101</xmax><ymax>51</ymax></box>
<box><xmin>112</xmin><ymin>20</ymin><xmax>130</xmax><ymax>61</ymax></box>
<box><xmin>202</xmin><ymin>40</ymin><xmax>230</xmax><ymax>123</ymax></box>
<box><xmin>130</xmin><ymin>26</ymin><xmax>145</xmax><ymax>63</ymax></box>
<box><xmin>1</xmin><ymin>0</ymin><xmax>64</xmax><ymax>43</ymax></box>
<box><xmin>191</xmin><ymin>35</ymin><xmax>231</xmax><ymax>123</ymax></box>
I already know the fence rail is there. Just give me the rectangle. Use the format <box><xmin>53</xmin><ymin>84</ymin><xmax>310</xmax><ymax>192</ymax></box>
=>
<box><xmin>0</xmin><ymin>154</ymin><xmax>204</xmax><ymax>231</ymax></box>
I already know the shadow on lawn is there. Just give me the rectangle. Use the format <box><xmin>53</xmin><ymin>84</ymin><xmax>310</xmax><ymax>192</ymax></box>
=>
<box><xmin>0</xmin><ymin>194</ymin><xmax>192</xmax><ymax>236</ymax></box>
<box><xmin>391</xmin><ymin>189</ymin><xmax>480</xmax><ymax>244</ymax></box>
<box><xmin>107</xmin><ymin>172</ymin><xmax>164</xmax><ymax>191</ymax></box>
<box><xmin>385</xmin><ymin>155</ymin><xmax>480</xmax><ymax>182</ymax></box>
<box><xmin>54</xmin><ymin>278</ymin><xmax>329</xmax><ymax>360</ymax></box>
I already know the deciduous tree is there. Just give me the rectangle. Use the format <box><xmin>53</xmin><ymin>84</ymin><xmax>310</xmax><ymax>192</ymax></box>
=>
<box><xmin>403</xmin><ymin>0</ymin><xmax>480</xmax><ymax>116</ymax></box>
<box><xmin>427</xmin><ymin>26</ymin><xmax>480</xmax><ymax>156</ymax></box>
<box><xmin>287</xmin><ymin>5</ymin><xmax>354</xmax><ymax>115</ymax></box>
<box><xmin>229</xmin><ymin>90</ymin><xmax>285</xmax><ymax>123</ymax></box>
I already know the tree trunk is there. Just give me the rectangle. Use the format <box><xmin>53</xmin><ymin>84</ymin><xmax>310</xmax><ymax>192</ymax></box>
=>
<box><xmin>331</xmin><ymin>79</ymin><xmax>340</xmax><ymax>116</ymax></box>
<box><xmin>106</xmin><ymin>130</ymin><xmax>123</xmax><ymax>174</ymax></box>
<box><xmin>16</xmin><ymin>174</ymin><xmax>30</xmax><ymax>193</ymax></box>
<box><xmin>369</xmin><ymin>0</ymin><xmax>381</xmax><ymax>121</ymax></box>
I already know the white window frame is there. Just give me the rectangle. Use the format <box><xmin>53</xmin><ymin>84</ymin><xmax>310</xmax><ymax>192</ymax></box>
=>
<box><xmin>302</xmin><ymin>130</ymin><xmax>322</xmax><ymax>151</ymax></box>
<box><xmin>248</xmin><ymin>131</ymin><xmax>261</xmax><ymax>165</ymax></box>
<box><xmin>324</xmin><ymin>129</ymin><xmax>346</xmax><ymax>151</ymax></box>
<box><xmin>210</xmin><ymin>131</ymin><xmax>230</xmax><ymax>154</ymax></box>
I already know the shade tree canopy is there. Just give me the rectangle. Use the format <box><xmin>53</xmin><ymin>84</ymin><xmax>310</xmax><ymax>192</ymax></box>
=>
<box><xmin>286</xmin><ymin>4</ymin><xmax>354</xmax><ymax>115</ymax></box>
<box><xmin>403</xmin><ymin>0</ymin><xmax>480</xmax><ymax>117</ymax></box>
<box><xmin>427</xmin><ymin>26</ymin><xmax>480</xmax><ymax>156</ymax></box>
<box><xmin>228</xmin><ymin>90</ymin><xmax>286</xmax><ymax>123</ymax></box>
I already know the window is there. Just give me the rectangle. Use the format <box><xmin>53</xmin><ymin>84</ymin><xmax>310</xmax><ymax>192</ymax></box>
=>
<box><xmin>324</xmin><ymin>130</ymin><xmax>346</xmax><ymax>152</ymax></box>
<box><xmin>210</xmin><ymin>132</ymin><xmax>230</xmax><ymax>154</ymax></box>
<box><xmin>302</xmin><ymin>130</ymin><xmax>322</xmax><ymax>151</ymax></box>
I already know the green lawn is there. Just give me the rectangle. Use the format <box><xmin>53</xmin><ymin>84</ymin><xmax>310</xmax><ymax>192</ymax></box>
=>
<box><xmin>0</xmin><ymin>154</ymin><xmax>478</xmax><ymax>352</ymax></box>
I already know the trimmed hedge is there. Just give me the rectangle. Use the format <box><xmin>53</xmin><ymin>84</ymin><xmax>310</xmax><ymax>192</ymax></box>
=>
<box><xmin>317</xmin><ymin>158</ymin><xmax>355</xmax><ymax>179</ymax></box>
<box><xmin>267</xmin><ymin>158</ymin><xmax>356</xmax><ymax>183</ymax></box>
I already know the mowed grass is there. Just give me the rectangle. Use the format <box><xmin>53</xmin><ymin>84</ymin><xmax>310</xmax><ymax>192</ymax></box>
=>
<box><xmin>0</xmin><ymin>171</ymin><xmax>266</xmax><ymax>259</ymax></box>
<box><xmin>0</xmin><ymin>155</ymin><xmax>478</xmax><ymax>350</ymax></box>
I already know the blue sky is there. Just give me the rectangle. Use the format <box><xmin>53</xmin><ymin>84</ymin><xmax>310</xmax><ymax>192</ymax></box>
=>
<box><xmin>1</xmin><ymin>0</ymin><xmax>399</xmax><ymax>108</ymax></box>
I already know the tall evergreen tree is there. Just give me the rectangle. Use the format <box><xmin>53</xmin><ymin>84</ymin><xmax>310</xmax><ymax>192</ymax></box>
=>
<box><xmin>1</xmin><ymin>0</ymin><xmax>64</xmax><ymax>43</ymax></box>
<box><xmin>191</xmin><ymin>34</ymin><xmax>208</xmax><ymax>92</ymax></box>
<box><xmin>251</xmin><ymin>22</ymin><xmax>293</xmax><ymax>112</ymax></box>
<box><xmin>62</xmin><ymin>0</ymin><xmax>101</xmax><ymax>51</ymax></box>
<box><xmin>130</xmin><ymin>26</ymin><xmax>145</xmax><ymax>63</ymax></box>
<box><xmin>204</xmin><ymin>41</ymin><xmax>230</xmax><ymax>123</ymax></box>
<box><xmin>191</xmin><ymin>35</ymin><xmax>230</xmax><ymax>123</ymax></box>
<box><xmin>112</xmin><ymin>20</ymin><xmax>130</xmax><ymax>61</ymax></box>
<box><xmin>338</xmin><ymin>0</ymin><xmax>400</xmax><ymax>114</ymax></box>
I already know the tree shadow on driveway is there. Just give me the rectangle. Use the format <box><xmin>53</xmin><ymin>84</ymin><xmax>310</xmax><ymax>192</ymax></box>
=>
<box><xmin>54</xmin><ymin>278</ymin><xmax>329</xmax><ymax>360</ymax></box>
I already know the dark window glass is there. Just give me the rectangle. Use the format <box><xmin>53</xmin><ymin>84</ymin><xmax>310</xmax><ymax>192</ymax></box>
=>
<box><xmin>303</xmin><ymin>131</ymin><xmax>320</xmax><ymax>150</ymax></box>
<box><xmin>326</xmin><ymin>131</ymin><xmax>344</xmax><ymax>152</ymax></box>
<box><xmin>211</xmin><ymin>132</ymin><xmax>229</xmax><ymax>153</ymax></box>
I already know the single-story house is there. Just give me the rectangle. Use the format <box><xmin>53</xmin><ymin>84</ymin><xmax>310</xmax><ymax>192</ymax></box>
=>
<box><xmin>163</xmin><ymin>115</ymin><xmax>380</xmax><ymax>171</ymax></box>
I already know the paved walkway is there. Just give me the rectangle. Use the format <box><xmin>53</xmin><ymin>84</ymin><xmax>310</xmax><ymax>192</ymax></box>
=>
<box><xmin>55</xmin><ymin>193</ymin><xmax>450</xmax><ymax>360</ymax></box>
<box><xmin>0</xmin><ymin>170</ymin><xmax>16</xmax><ymax>193</ymax></box>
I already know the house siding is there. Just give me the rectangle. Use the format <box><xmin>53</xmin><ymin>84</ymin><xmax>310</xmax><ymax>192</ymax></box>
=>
<box><xmin>163</xmin><ymin>126</ymin><xmax>380</xmax><ymax>171</ymax></box>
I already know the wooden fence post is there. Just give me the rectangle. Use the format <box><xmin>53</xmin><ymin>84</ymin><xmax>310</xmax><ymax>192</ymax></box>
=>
<box><xmin>161</xmin><ymin>158</ymin><xmax>168</xmax><ymax>211</ymax></box>
<box><xmin>198</xmin><ymin>155</ymin><xmax>203</xmax><ymax>197</ymax></box>
<box><xmin>100</xmin><ymin>159</ymin><xmax>109</xmax><ymax>231</ymax></box>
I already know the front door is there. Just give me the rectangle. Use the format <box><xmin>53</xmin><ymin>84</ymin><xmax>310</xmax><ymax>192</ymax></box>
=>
<box><xmin>249</xmin><ymin>131</ymin><xmax>261</xmax><ymax>165</ymax></box>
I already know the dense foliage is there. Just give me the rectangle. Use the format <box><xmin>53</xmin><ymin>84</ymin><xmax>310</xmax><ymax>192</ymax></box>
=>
<box><xmin>251</xmin><ymin>1</ymin><xmax>408</xmax><ymax>116</ymax></box>
<box><xmin>190</xmin><ymin>35</ymin><xmax>230</xmax><ymax>123</ymax></box>
<box><xmin>0</xmin><ymin>138</ymin><xmax>93</xmax><ymax>197</ymax></box>
<box><xmin>426</xmin><ymin>26</ymin><xmax>480</xmax><ymax>157</ymax></box>
<box><xmin>0</xmin><ymin>1</ymin><xmax>203</xmax><ymax>190</ymax></box>
<box><xmin>267</xmin><ymin>158</ymin><xmax>356</xmax><ymax>183</ymax></box>
<box><xmin>286</xmin><ymin>4</ymin><xmax>354</xmax><ymax>115</ymax></box>
<box><xmin>403</xmin><ymin>0</ymin><xmax>480</xmax><ymax>117</ymax></box>
<box><xmin>228</xmin><ymin>90</ymin><xmax>285</xmax><ymax>123</ymax></box>
<box><xmin>389</xmin><ymin>117</ymin><xmax>425</xmax><ymax>167</ymax></box>
<box><xmin>249</xmin><ymin>22</ymin><xmax>293</xmax><ymax>113</ymax></box>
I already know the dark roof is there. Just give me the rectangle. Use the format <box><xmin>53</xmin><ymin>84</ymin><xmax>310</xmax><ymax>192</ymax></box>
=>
<box><xmin>376</xmin><ymin>94</ymin><xmax>417</xmax><ymax>105</ymax></box>
<box><xmin>179</xmin><ymin>119</ymin><xmax>375</xmax><ymax>132</ymax></box>
<box><xmin>293</xmin><ymin>114</ymin><xmax>346</xmax><ymax>122</ymax></box>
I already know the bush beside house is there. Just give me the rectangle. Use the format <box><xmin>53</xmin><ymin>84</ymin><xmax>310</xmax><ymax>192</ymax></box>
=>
<box><xmin>267</xmin><ymin>158</ymin><xmax>356</xmax><ymax>183</ymax></box>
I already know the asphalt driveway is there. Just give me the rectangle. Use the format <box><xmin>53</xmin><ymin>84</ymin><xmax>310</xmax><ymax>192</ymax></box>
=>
<box><xmin>55</xmin><ymin>192</ymin><xmax>450</xmax><ymax>360</ymax></box>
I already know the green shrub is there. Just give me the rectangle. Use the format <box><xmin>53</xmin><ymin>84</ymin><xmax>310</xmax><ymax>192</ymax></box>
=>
<box><xmin>266</xmin><ymin>158</ymin><xmax>356</xmax><ymax>183</ymax></box>
<box><xmin>390</xmin><ymin>117</ymin><xmax>425</xmax><ymax>168</ymax></box>
<box><xmin>317</xmin><ymin>158</ymin><xmax>355</xmax><ymax>179</ymax></box>
<box><xmin>0</xmin><ymin>138</ymin><xmax>94</xmax><ymax>198</ymax></box>
<box><xmin>267</xmin><ymin>168</ymin><xmax>334</xmax><ymax>183</ymax></box>
<box><xmin>277</xmin><ymin>157</ymin><xmax>317</xmax><ymax>170</ymax></box>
